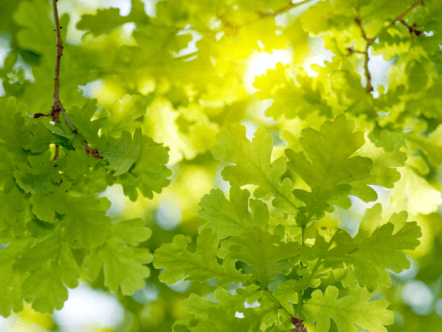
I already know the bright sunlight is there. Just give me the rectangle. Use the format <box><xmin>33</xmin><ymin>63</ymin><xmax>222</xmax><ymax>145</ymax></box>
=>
<box><xmin>243</xmin><ymin>49</ymin><xmax>293</xmax><ymax>94</ymax></box>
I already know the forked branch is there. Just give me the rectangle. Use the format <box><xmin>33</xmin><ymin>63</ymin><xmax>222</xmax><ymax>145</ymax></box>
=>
<box><xmin>33</xmin><ymin>0</ymin><xmax>102</xmax><ymax>159</ymax></box>
<box><xmin>354</xmin><ymin>15</ymin><xmax>375</xmax><ymax>93</ymax></box>
<box><xmin>222</xmin><ymin>0</ymin><xmax>313</xmax><ymax>34</ymax></box>
<box><xmin>389</xmin><ymin>0</ymin><xmax>425</xmax><ymax>27</ymax></box>
<box><xmin>348</xmin><ymin>0</ymin><xmax>425</xmax><ymax>94</ymax></box>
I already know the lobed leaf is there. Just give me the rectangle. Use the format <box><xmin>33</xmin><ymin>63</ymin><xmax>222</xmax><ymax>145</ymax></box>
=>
<box><xmin>229</xmin><ymin>227</ymin><xmax>302</xmax><ymax>287</ymax></box>
<box><xmin>302</xmin><ymin>286</ymin><xmax>394</xmax><ymax>332</ymax></box>
<box><xmin>83</xmin><ymin>218</ymin><xmax>153</xmax><ymax>295</ymax></box>
<box><xmin>286</xmin><ymin>114</ymin><xmax>372</xmax><ymax>223</ymax></box>
<box><xmin>198</xmin><ymin>184</ymin><xmax>268</xmax><ymax>239</ymax></box>
<box><xmin>212</xmin><ymin>123</ymin><xmax>300</xmax><ymax>215</ymax></box>
<box><xmin>153</xmin><ymin>229</ymin><xmax>250</xmax><ymax>287</ymax></box>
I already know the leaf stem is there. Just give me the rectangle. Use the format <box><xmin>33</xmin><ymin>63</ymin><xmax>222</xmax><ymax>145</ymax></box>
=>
<box><xmin>296</xmin><ymin>296</ymin><xmax>303</xmax><ymax>320</ymax></box>
<box><xmin>263</xmin><ymin>289</ymin><xmax>292</xmax><ymax>318</ymax></box>
<box><xmin>296</xmin><ymin>256</ymin><xmax>323</xmax><ymax>320</ymax></box>
<box><xmin>302</xmin><ymin>258</ymin><xmax>322</xmax><ymax>290</ymax></box>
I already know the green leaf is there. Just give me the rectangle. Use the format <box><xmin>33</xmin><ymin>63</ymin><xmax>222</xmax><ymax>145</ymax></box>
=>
<box><xmin>76</xmin><ymin>0</ymin><xmax>149</xmax><ymax>37</ymax></box>
<box><xmin>302</xmin><ymin>286</ymin><xmax>394</xmax><ymax>332</ymax></box>
<box><xmin>0</xmin><ymin>99</ymin><xmax>66</xmax><ymax>157</ymax></box>
<box><xmin>109</xmin><ymin>218</ymin><xmax>151</xmax><ymax>246</ymax></box>
<box><xmin>182</xmin><ymin>284</ymin><xmax>262</xmax><ymax>321</ymax></box>
<box><xmin>30</xmin><ymin>193</ymin><xmax>59</xmax><ymax>223</ymax></box>
<box><xmin>83</xmin><ymin>218</ymin><xmax>153</xmax><ymax>295</ymax></box>
<box><xmin>319</xmin><ymin>204</ymin><xmax>421</xmax><ymax>292</ymax></box>
<box><xmin>212</xmin><ymin>124</ymin><xmax>300</xmax><ymax>215</ymax></box>
<box><xmin>117</xmin><ymin>134</ymin><xmax>171</xmax><ymax>200</ymax></box>
<box><xmin>192</xmin><ymin>297</ymin><xmax>278</xmax><ymax>332</ymax></box>
<box><xmin>62</xmin><ymin>195</ymin><xmax>111</xmax><ymax>249</ymax></box>
<box><xmin>21</xmin><ymin>263</ymin><xmax>69</xmax><ymax>314</ymax></box>
<box><xmin>10</xmin><ymin>232</ymin><xmax>79</xmax><ymax>314</ymax></box>
<box><xmin>14</xmin><ymin>233</ymin><xmax>80</xmax><ymax>289</ymax></box>
<box><xmin>101</xmin><ymin>94</ymin><xmax>155</xmax><ymax>138</ymax></box>
<box><xmin>101</xmin><ymin>129</ymin><xmax>142</xmax><ymax>177</ymax></box>
<box><xmin>0</xmin><ymin>238</ymin><xmax>33</xmax><ymax>317</ymax></box>
<box><xmin>153</xmin><ymin>229</ymin><xmax>250</xmax><ymax>287</ymax></box>
<box><xmin>77</xmin><ymin>7</ymin><xmax>131</xmax><ymax>37</ymax></box>
<box><xmin>198</xmin><ymin>185</ymin><xmax>268</xmax><ymax>239</ymax></box>
<box><xmin>0</xmin><ymin>186</ymin><xmax>29</xmax><ymax>239</ymax></box>
<box><xmin>13</xmin><ymin>152</ymin><xmax>61</xmax><ymax>195</ymax></box>
<box><xmin>391</xmin><ymin>165</ymin><xmax>442</xmax><ymax>215</ymax></box>
<box><xmin>229</xmin><ymin>227</ymin><xmax>302</xmax><ymax>287</ymax></box>
<box><xmin>12</xmin><ymin>0</ymin><xmax>54</xmax><ymax>55</ymax></box>
<box><xmin>286</xmin><ymin>114</ymin><xmax>372</xmax><ymax>223</ymax></box>
<box><xmin>349</xmin><ymin>204</ymin><xmax>422</xmax><ymax>291</ymax></box>
<box><xmin>0</xmin><ymin>150</ymin><xmax>15</xmax><ymax>194</ymax></box>
<box><xmin>348</xmin><ymin>130</ymin><xmax>407</xmax><ymax>202</ymax></box>
<box><xmin>68</xmin><ymin>99</ymin><xmax>105</xmax><ymax>143</ymax></box>
<box><xmin>253</xmin><ymin>63</ymin><xmax>332</xmax><ymax>120</ymax></box>
<box><xmin>131</xmin><ymin>24</ymin><xmax>192</xmax><ymax>61</ymax></box>
<box><xmin>273</xmin><ymin>280</ymin><xmax>300</xmax><ymax>315</ymax></box>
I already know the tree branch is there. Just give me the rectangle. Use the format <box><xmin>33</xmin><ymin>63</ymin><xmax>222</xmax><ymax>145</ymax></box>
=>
<box><xmin>389</xmin><ymin>0</ymin><xmax>425</xmax><ymax>27</ymax></box>
<box><xmin>84</xmin><ymin>140</ymin><xmax>103</xmax><ymax>159</ymax></box>
<box><xmin>354</xmin><ymin>16</ymin><xmax>374</xmax><ymax>93</ymax></box>
<box><xmin>222</xmin><ymin>0</ymin><xmax>313</xmax><ymax>33</ymax></box>
<box><xmin>349</xmin><ymin>1</ymin><xmax>424</xmax><ymax>94</ymax></box>
<box><xmin>52</xmin><ymin>145</ymin><xmax>59</xmax><ymax>162</ymax></box>
<box><xmin>34</xmin><ymin>0</ymin><xmax>103</xmax><ymax>159</ymax></box>
<box><xmin>254</xmin><ymin>0</ymin><xmax>313</xmax><ymax>21</ymax></box>
<box><xmin>52</xmin><ymin>0</ymin><xmax>62</xmax><ymax>104</ymax></box>
<box><xmin>399</xmin><ymin>20</ymin><xmax>423</xmax><ymax>41</ymax></box>
<box><xmin>50</xmin><ymin>0</ymin><xmax>77</xmax><ymax>134</ymax></box>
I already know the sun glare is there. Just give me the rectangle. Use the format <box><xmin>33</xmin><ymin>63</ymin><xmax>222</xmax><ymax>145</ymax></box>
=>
<box><xmin>243</xmin><ymin>49</ymin><xmax>293</xmax><ymax>94</ymax></box>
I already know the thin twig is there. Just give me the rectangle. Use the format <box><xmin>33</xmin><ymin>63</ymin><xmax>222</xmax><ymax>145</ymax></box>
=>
<box><xmin>354</xmin><ymin>15</ymin><xmax>374</xmax><ymax>93</ymax></box>
<box><xmin>52</xmin><ymin>0</ymin><xmax>62</xmax><ymax>104</ymax></box>
<box><xmin>291</xmin><ymin>316</ymin><xmax>307</xmax><ymax>332</ymax></box>
<box><xmin>84</xmin><ymin>140</ymin><xmax>103</xmax><ymax>159</ymax></box>
<box><xmin>399</xmin><ymin>20</ymin><xmax>423</xmax><ymax>41</ymax></box>
<box><xmin>222</xmin><ymin>0</ymin><xmax>313</xmax><ymax>33</ymax></box>
<box><xmin>34</xmin><ymin>0</ymin><xmax>103</xmax><ymax>159</ymax></box>
<box><xmin>348</xmin><ymin>1</ymin><xmax>425</xmax><ymax>94</ymax></box>
<box><xmin>254</xmin><ymin>0</ymin><xmax>313</xmax><ymax>21</ymax></box>
<box><xmin>388</xmin><ymin>0</ymin><xmax>425</xmax><ymax>27</ymax></box>
<box><xmin>52</xmin><ymin>145</ymin><xmax>59</xmax><ymax>162</ymax></box>
<box><xmin>51</xmin><ymin>0</ymin><xmax>77</xmax><ymax>133</ymax></box>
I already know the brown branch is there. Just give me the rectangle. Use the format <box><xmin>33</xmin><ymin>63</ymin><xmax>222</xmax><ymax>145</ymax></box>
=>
<box><xmin>222</xmin><ymin>0</ymin><xmax>313</xmax><ymax>34</ymax></box>
<box><xmin>346</xmin><ymin>47</ymin><xmax>365</xmax><ymax>55</ymax></box>
<box><xmin>255</xmin><ymin>0</ymin><xmax>313</xmax><ymax>20</ymax></box>
<box><xmin>53</xmin><ymin>0</ymin><xmax>62</xmax><ymax>103</ymax></box>
<box><xmin>399</xmin><ymin>20</ymin><xmax>423</xmax><ymax>41</ymax></box>
<box><xmin>291</xmin><ymin>317</ymin><xmax>307</xmax><ymax>332</ymax></box>
<box><xmin>354</xmin><ymin>15</ymin><xmax>374</xmax><ymax>93</ymax></box>
<box><xmin>33</xmin><ymin>112</ymin><xmax>50</xmax><ymax>118</ymax></box>
<box><xmin>389</xmin><ymin>0</ymin><xmax>425</xmax><ymax>27</ymax></box>
<box><xmin>52</xmin><ymin>145</ymin><xmax>59</xmax><ymax>162</ymax></box>
<box><xmin>52</xmin><ymin>144</ymin><xmax>62</xmax><ymax>182</ymax></box>
<box><xmin>350</xmin><ymin>1</ymin><xmax>424</xmax><ymax>94</ymax></box>
<box><xmin>50</xmin><ymin>0</ymin><xmax>78</xmax><ymax>134</ymax></box>
<box><xmin>84</xmin><ymin>140</ymin><xmax>103</xmax><ymax>159</ymax></box>
<box><xmin>35</xmin><ymin>0</ymin><xmax>107</xmax><ymax>162</ymax></box>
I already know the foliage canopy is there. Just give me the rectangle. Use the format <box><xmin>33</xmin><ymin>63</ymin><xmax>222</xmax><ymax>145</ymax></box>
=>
<box><xmin>0</xmin><ymin>0</ymin><xmax>442</xmax><ymax>331</ymax></box>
